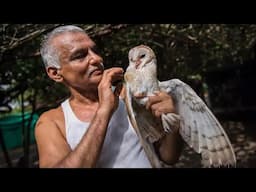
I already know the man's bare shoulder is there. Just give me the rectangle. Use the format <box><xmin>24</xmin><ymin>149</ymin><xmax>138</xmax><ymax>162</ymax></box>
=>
<box><xmin>38</xmin><ymin>106</ymin><xmax>63</xmax><ymax>122</ymax></box>
<box><xmin>35</xmin><ymin>106</ymin><xmax>65</xmax><ymax>136</ymax></box>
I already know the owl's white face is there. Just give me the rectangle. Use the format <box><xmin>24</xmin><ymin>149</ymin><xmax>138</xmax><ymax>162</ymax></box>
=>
<box><xmin>128</xmin><ymin>45</ymin><xmax>156</xmax><ymax>69</ymax></box>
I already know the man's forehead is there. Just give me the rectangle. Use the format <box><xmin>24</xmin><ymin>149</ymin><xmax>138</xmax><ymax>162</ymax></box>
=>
<box><xmin>52</xmin><ymin>31</ymin><xmax>95</xmax><ymax>50</ymax></box>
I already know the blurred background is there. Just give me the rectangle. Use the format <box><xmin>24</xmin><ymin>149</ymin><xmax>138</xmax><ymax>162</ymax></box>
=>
<box><xmin>0</xmin><ymin>24</ymin><xmax>255</xmax><ymax>168</ymax></box>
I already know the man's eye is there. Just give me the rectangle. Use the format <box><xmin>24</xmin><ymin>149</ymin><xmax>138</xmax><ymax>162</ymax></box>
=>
<box><xmin>74</xmin><ymin>53</ymin><xmax>86</xmax><ymax>60</ymax></box>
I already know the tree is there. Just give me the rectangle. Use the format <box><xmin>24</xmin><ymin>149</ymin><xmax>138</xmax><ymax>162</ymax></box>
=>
<box><xmin>1</xmin><ymin>24</ymin><xmax>256</xmax><ymax>111</ymax></box>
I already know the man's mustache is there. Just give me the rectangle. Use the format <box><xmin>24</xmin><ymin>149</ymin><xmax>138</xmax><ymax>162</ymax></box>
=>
<box><xmin>87</xmin><ymin>63</ymin><xmax>104</xmax><ymax>76</ymax></box>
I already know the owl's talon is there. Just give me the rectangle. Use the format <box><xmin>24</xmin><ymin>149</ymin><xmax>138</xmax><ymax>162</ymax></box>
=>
<box><xmin>133</xmin><ymin>92</ymin><xmax>146</xmax><ymax>98</ymax></box>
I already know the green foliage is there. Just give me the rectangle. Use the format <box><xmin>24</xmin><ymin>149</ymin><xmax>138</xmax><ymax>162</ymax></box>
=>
<box><xmin>1</xmin><ymin>24</ymin><xmax>256</xmax><ymax>111</ymax></box>
<box><xmin>96</xmin><ymin>24</ymin><xmax>256</xmax><ymax>81</ymax></box>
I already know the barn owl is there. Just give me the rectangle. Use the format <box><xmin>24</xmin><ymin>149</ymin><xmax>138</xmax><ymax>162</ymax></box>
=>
<box><xmin>123</xmin><ymin>45</ymin><xmax>236</xmax><ymax>168</ymax></box>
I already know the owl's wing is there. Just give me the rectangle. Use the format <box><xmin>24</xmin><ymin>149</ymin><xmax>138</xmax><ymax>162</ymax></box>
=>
<box><xmin>123</xmin><ymin>83</ymin><xmax>168</xmax><ymax>168</ymax></box>
<box><xmin>159</xmin><ymin>79</ymin><xmax>236</xmax><ymax>167</ymax></box>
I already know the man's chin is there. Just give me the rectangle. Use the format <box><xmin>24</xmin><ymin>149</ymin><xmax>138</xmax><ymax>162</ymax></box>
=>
<box><xmin>91</xmin><ymin>74</ymin><xmax>103</xmax><ymax>84</ymax></box>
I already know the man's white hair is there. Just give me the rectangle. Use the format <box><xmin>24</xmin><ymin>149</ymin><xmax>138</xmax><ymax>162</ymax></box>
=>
<box><xmin>40</xmin><ymin>25</ymin><xmax>85</xmax><ymax>68</ymax></box>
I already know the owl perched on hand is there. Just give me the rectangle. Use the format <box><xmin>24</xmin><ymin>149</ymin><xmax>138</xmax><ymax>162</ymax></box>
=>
<box><xmin>123</xmin><ymin>45</ymin><xmax>236</xmax><ymax>168</ymax></box>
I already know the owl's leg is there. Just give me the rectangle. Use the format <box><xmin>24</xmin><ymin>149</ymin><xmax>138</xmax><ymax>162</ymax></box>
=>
<box><xmin>133</xmin><ymin>90</ymin><xmax>149</xmax><ymax>106</ymax></box>
<box><xmin>161</xmin><ymin>113</ymin><xmax>181</xmax><ymax>133</ymax></box>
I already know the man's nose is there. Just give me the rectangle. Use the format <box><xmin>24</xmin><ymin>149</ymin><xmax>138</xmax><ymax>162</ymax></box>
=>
<box><xmin>88</xmin><ymin>49</ymin><xmax>103</xmax><ymax>64</ymax></box>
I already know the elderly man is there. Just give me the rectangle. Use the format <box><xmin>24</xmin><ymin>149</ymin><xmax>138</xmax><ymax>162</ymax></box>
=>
<box><xmin>35</xmin><ymin>25</ymin><xmax>183</xmax><ymax>168</ymax></box>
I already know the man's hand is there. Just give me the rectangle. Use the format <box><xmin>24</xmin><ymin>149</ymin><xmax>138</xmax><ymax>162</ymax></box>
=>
<box><xmin>145</xmin><ymin>91</ymin><xmax>176</xmax><ymax>118</ymax></box>
<box><xmin>98</xmin><ymin>67</ymin><xmax>124</xmax><ymax>114</ymax></box>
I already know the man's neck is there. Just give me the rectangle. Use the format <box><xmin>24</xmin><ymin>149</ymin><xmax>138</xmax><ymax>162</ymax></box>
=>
<box><xmin>68</xmin><ymin>88</ymin><xmax>100</xmax><ymax>122</ymax></box>
<box><xmin>69</xmin><ymin>87</ymin><xmax>99</xmax><ymax>106</ymax></box>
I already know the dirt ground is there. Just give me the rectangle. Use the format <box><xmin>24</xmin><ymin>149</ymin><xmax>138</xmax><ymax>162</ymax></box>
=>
<box><xmin>0</xmin><ymin>120</ymin><xmax>255</xmax><ymax>168</ymax></box>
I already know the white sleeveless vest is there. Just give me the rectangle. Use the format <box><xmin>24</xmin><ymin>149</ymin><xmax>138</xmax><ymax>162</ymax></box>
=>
<box><xmin>61</xmin><ymin>98</ymin><xmax>152</xmax><ymax>168</ymax></box>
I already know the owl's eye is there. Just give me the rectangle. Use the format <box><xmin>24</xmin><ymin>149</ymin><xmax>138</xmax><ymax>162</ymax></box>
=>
<box><xmin>140</xmin><ymin>54</ymin><xmax>146</xmax><ymax>59</ymax></box>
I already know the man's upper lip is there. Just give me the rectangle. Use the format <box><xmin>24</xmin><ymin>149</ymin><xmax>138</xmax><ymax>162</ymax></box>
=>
<box><xmin>89</xmin><ymin>68</ymin><xmax>103</xmax><ymax>76</ymax></box>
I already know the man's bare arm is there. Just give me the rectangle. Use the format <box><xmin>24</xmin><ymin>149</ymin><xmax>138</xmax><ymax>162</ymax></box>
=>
<box><xmin>155</xmin><ymin>128</ymin><xmax>184</xmax><ymax>165</ymax></box>
<box><xmin>146</xmin><ymin>91</ymin><xmax>184</xmax><ymax>165</ymax></box>
<box><xmin>35</xmin><ymin>107</ymin><xmax>113</xmax><ymax>168</ymax></box>
<box><xmin>36</xmin><ymin>68</ymin><xmax>124</xmax><ymax>168</ymax></box>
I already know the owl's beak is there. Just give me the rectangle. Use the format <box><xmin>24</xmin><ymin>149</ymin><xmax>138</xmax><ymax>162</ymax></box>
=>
<box><xmin>135</xmin><ymin>60</ymin><xmax>141</xmax><ymax>69</ymax></box>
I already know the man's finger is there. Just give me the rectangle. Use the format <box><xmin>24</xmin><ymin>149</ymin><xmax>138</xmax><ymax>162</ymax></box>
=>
<box><xmin>146</xmin><ymin>95</ymin><xmax>162</xmax><ymax>110</ymax></box>
<box><xmin>114</xmin><ymin>82</ymin><xmax>123</xmax><ymax>97</ymax></box>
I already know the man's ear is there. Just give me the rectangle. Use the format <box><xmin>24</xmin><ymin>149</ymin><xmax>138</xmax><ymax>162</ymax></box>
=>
<box><xmin>46</xmin><ymin>67</ymin><xmax>63</xmax><ymax>82</ymax></box>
